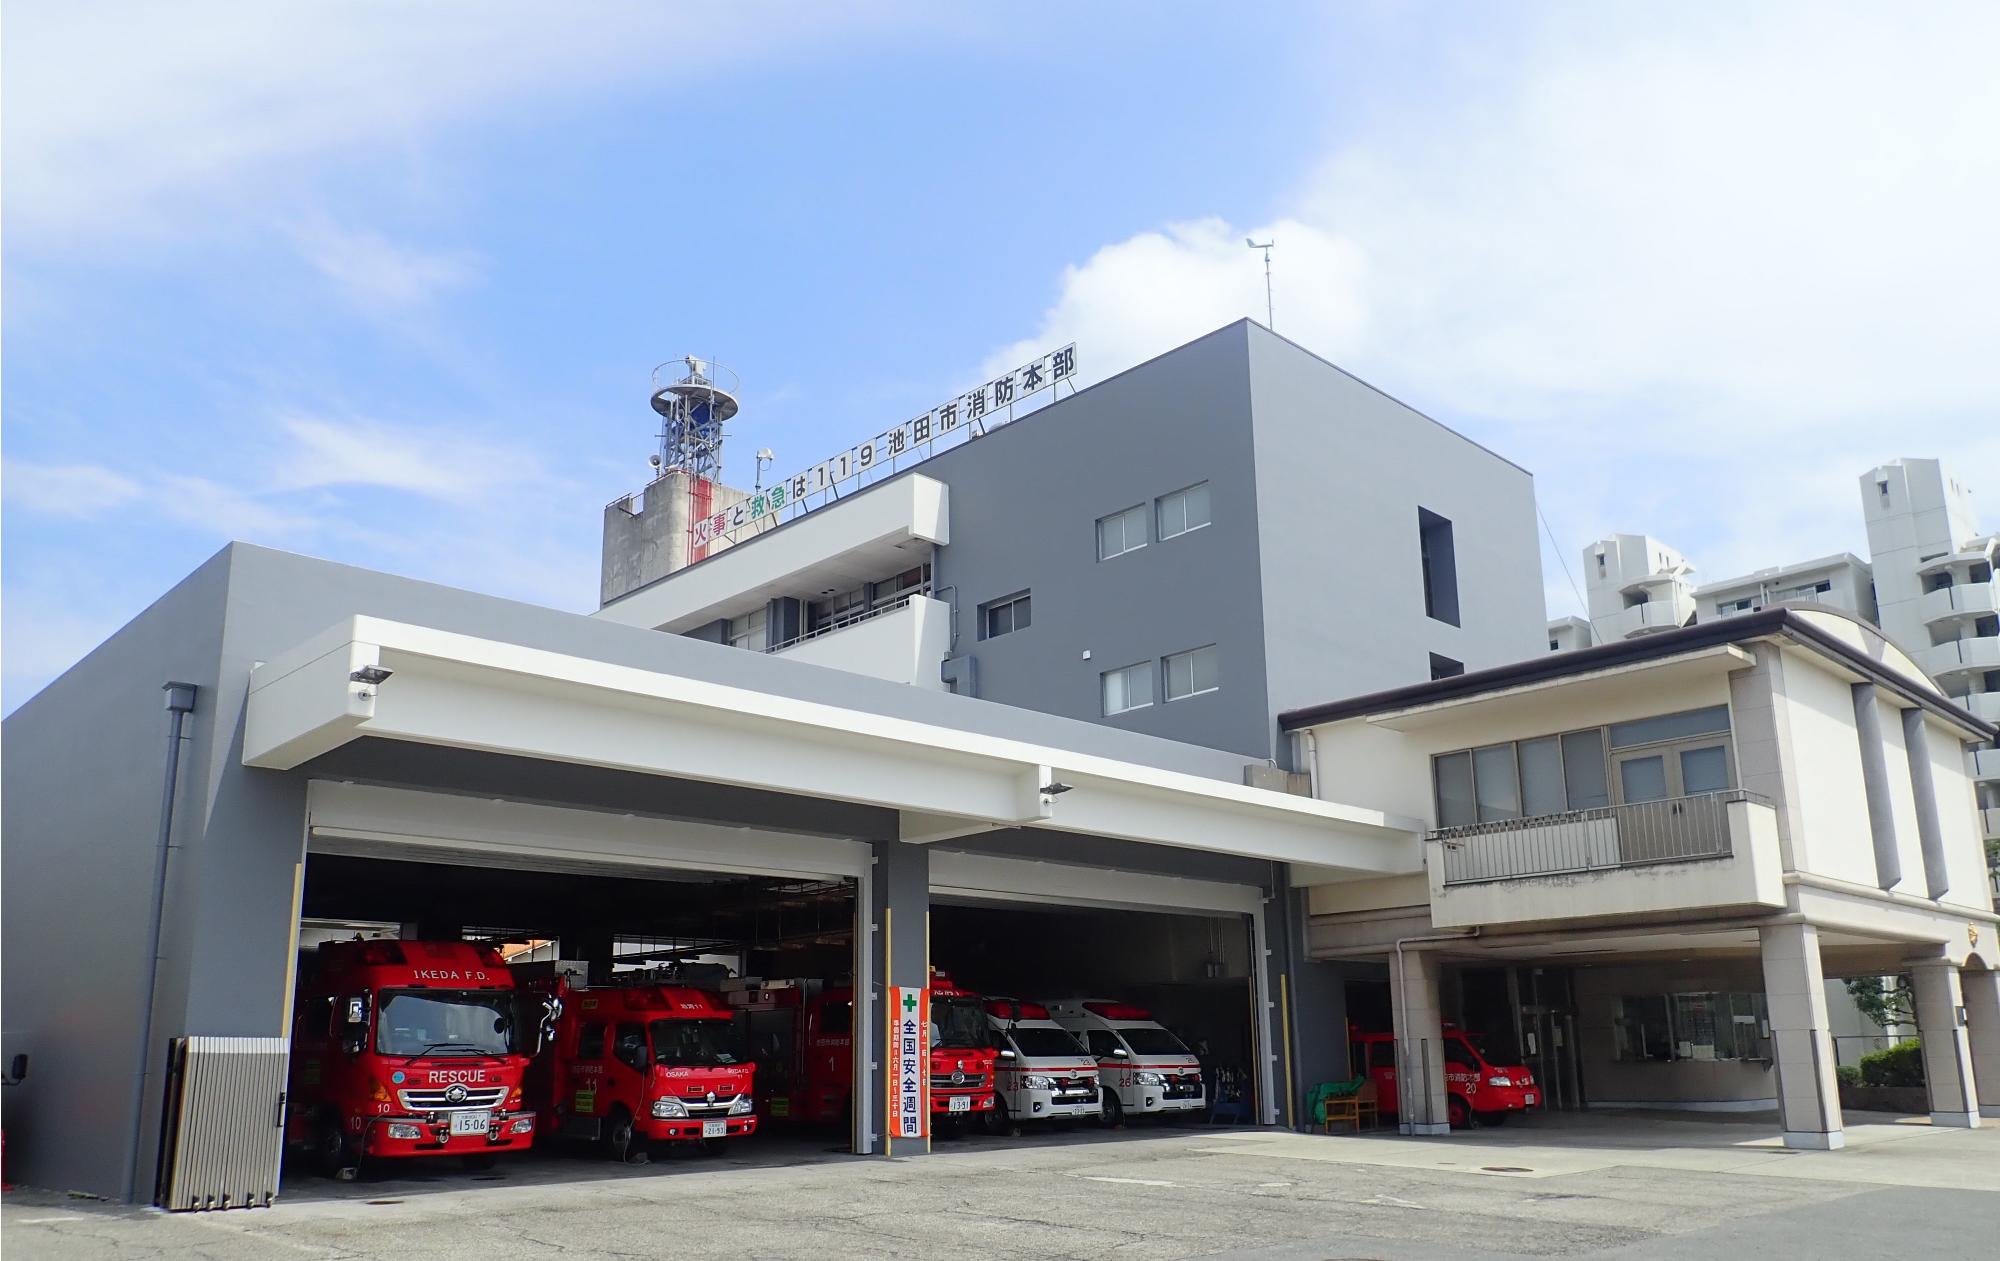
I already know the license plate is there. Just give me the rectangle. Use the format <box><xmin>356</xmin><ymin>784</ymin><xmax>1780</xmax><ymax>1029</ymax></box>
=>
<box><xmin>948</xmin><ymin>1095</ymin><xmax>971</xmax><ymax>1113</ymax></box>
<box><xmin>450</xmin><ymin>1110</ymin><xmax>491</xmax><ymax>1136</ymax></box>
<box><xmin>702</xmin><ymin>1119</ymin><xmax>727</xmax><ymax>1138</ymax></box>
<box><xmin>1524</xmin><ymin>1094</ymin><xmax>1538</xmax><ymax>1106</ymax></box>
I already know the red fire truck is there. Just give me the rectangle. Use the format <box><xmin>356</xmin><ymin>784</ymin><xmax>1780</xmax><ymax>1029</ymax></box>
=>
<box><xmin>526</xmin><ymin>977</ymin><xmax>757</xmax><ymax>1163</ymax></box>
<box><xmin>287</xmin><ymin>940</ymin><xmax>539</xmax><ymax>1179</ymax></box>
<box><xmin>1349</xmin><ymin>1024</ymin><xmax>1539</xmax><ymax>1128</ymax></box>
<box><xmin>732</xmin><ymin>973</ymin><xmax>996</xmax><ymax>1131</ymax></box>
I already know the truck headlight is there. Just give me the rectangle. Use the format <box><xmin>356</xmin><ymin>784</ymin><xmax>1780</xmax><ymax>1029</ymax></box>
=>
<box><xmin>728</xmin><ymin>1096</ymin><xmax>754</xmax><ymax>1116</ymax></box>
<box><xmin>1134</xmin><ymin>1072</ymin><xmax>1165</xmax><ymax>1086</ymax></box>
<box><xmin>1022</xmin><ymin>1074</ymin><xmax>1056</xmax><ymax>1090</ymax></box>
<box><xmin>386</xmin><ymin>1122</ymin><xmax>423</xmax><ymax>1140</ymax></box>
<box><xmin>1486</xmin><ymin>1076</ymin><xmax>1513</xmax><ymax>1087</ymax></box>
<box><xmin>651</xmin><ymin>1098</ymin><xmax>689</xmax><ymax>1119</ymax></box>
<box><xmin>509</xmin><ymin>1116</ymin><xmax>535</xmax><ymax>1134</ymax></box>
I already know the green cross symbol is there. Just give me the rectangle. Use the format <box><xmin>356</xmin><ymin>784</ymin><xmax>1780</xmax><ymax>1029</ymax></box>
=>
<box><xmin>902</xmin><ymin>992</ymin><xmax>918</xmax><ymax>1014</ymax></box>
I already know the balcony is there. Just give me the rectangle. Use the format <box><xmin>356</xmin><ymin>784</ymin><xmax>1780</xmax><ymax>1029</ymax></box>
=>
<box><xmin>769</xmin><ymin>594</ymin><xmax>951</xmax><ymax>690</ymax></box>
<box><xmin>1920</xmin><ymin>634</ymin><xmax>2000</xmax><ymax>680</ymax></box>
<box><xmin>1982</xmin><ymin>806</ymin><xmax>2000</xmax><ymax>842</ymax></box>
<box><xmin>1958</xmin><ymin>691</ymin><xmax>2000</xmax><ymax>726</ymax></box>
<box><xmin>1918</xmin><ymin>581</ymin><xmax>1999</xmax><ymax>628</ymax></box>
<box><xmin>1599</xmin><ymin>601</ymin><xmax>1690</xmax><ymax>640</ymax></box>
<box><xmin>1425</xmin><ymin>791</ymin><xmax>1784</xmax><ymax>929</ymax></box>
<box><xmin>1973</xmin><ymin>746</ymin><xmax>2000</xmax><ymax>784</ymax></box>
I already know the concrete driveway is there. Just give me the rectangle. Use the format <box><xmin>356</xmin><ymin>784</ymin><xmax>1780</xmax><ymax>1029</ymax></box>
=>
<box><xmin>5</xmin><ymin>1116</ymin><xmax>1996</xmax><ymax>1259</ymax></box>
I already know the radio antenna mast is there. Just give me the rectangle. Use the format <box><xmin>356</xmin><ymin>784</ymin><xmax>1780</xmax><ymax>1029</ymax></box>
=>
<box><xmin>1245</xmin><ymin>238</ymin><xmax>1274</xmax><ymax>330</ymax></box>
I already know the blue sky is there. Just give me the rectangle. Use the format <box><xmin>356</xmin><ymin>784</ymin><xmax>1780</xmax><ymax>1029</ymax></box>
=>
<box><xmin>5</xmin><ymin>1</ymin><xmax>1997</xmax><ymax>710</ymax></box>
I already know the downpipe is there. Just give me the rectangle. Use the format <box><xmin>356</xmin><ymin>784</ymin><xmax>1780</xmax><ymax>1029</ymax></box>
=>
<box><xmin>129</xmin><ymin>682</ymin><xmax>197</xmax><ymax>1204</ymax></box>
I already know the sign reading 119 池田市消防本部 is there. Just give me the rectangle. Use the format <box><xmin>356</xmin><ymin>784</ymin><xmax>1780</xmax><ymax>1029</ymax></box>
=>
<box><xmin>890</xmin><ymin>986</ymin><xmax>930</xmax><ymax>1141</ymax></box>
<box><xmin>689</xmin><ymin>344</ymin><xmax>1077</xmax><ymax>547</ymax></box>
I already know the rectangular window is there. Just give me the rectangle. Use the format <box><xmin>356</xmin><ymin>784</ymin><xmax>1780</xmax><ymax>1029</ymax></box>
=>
<box><xmin>1163</xmin><ymin>645</ymin><xmax>1218</xmax><ymax>701</ymax></box>
<box><xmin>1561</xmin><ymin>730</ymin><xmax>1611</xmax><ymax>810</ymax></box>
<box><xmin>1607</xmin><ymin>705</ymin><xmax>1730</xmax><ymax>749</ymax></box>
<box><xmin>981</xmin><ymin>592</ymin><xmax>1031</xmax><ymax>640</ymax></box>
<box><xmin>1471</xmin><ymin>743</ymin><xmax>1521</xmax><ymax>823</ymax></box>
<box><xmin>1518</xmin><ymin>736</ymin><xmax>1566</xmax><ymax>817</ymax></box>
<box><xmin>1101</xmin><ymin>661</ymin><xmax>1152</xmax><ymax>715</ymax></box>
<box><xmin>1614</xmin><ymin>995</ymin><xmax>1672</xmax><ymax>1062</ymax></box>
<box><xmin>1434</xmin><ymin>750</ymin><xmax>1476</xmax><ymax>828</ymax></box>
<box><xmin>1156</xmin><ymin>482</ymin><xmax>1211</xmax><ymax>541</ymax></box>
<box><xmin>727</xmin><ymin>607</ymin><xmax>767</xmax><ymax>651</ymax></box>
<box><xmin>1428</xmin><ymin>653</ymin><xmax>1464</xmax><ymax>680</ymax></box>
<box><xmin>1418</xmin><ymin>508</ymin><xmax>1460</xmax><ymax>626</ymax></box>
<box><xmin>1096</xmin><ymin>504</ymin><xmax>1147</xmax><ymax>560</ymax></box>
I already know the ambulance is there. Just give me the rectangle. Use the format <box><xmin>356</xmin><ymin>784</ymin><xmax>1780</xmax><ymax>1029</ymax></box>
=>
<box><xmin>1044</xmin><ymin>999</ymin><xmax>1205</xmax><ymax>1125</ymax></box>
<box><xmin>983</xmin><ymin>998</ymin><xmax>1101</xmax><ymax>1130</ymax></box>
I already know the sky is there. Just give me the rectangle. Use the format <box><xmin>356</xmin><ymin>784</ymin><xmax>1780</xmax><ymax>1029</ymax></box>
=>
<box><xmin>5</xmin><ymin>0</ymin><xmax>1997</xmax><ymax>711</ymax></box>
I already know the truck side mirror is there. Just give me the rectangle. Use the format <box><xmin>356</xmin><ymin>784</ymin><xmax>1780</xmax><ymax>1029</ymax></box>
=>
<box><xmin>1111</xmin><ymin>1047</ymin><xmax>1130</xmax><ymax>1058</ymax></box>
<box><xmin>997</xmin><ymin>1048</ymin><xmax>1017</xmax><ymax>1062</ymax></box>
<box><xmin>4</xmin><ymin>1053</ymin><xmax>27</xmax><ymax>1084</ymax></box>
<box><xmin>344</xmin><ymin>997</ymin><xmax>368</xmax><ymax>1025</ymax></box>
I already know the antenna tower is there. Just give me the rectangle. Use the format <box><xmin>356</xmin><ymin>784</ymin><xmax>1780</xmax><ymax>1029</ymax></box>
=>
<box><xmin>650</xmin><ymin>355</ymin><xmax>742</xmax><ymax>484</ymax></box>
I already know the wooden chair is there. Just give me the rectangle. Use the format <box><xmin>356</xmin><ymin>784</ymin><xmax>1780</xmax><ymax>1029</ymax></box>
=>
<box><xmin>1321</xmin><ymin>1078</ymin><xmax>1380</xmax><ymax>1133</ymax></box>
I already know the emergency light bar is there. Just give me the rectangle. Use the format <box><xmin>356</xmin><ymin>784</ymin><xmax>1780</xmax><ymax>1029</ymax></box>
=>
<box><xmin>1082</xmin><ymin>1002</ymin><xmax>1153</xmax><ymax>1022</ymax></box>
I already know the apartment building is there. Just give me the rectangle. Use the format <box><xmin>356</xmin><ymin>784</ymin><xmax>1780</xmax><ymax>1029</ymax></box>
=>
<box><xmin>596</xmin><ymin>321</ymin><xmax>1549</xmax><ymax>766</ymax></box>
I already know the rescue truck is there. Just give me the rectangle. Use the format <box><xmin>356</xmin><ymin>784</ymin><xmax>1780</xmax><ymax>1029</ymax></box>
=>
<box><xmin>287</xmin><ymin>940</ymin><xmax>539</xmax><ymax>1180</ymax></box>
<box><xmin>984</xmin><ymin>998</ymin><xmax>1101</xmax><ymax>1131</ymax></box>
<box><xmin>732</xmin><ymin>973</ymin><xmax>996</xmax><ymax>1130</ymax></box>
<box><xmin>526</xmin><ymin>975</ymin><xmax>757</xmax><ymax>1163</ymax></box>
<box><xmin>1349</xmin><ymin>1024</ymin><xmax>1539</xmax><ymax>1128</ymax></box>
<box><xmin>1045</xmin><ymin>999</ymin><xmax>1205</xmax><ymax>1125</ymax></box>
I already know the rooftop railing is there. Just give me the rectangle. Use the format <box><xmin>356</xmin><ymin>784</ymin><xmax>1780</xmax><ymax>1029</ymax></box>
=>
<box><xmin>1430</xmin><ymin>790</ymin><xmax>1765</xmax><ymax>887</ymax></box>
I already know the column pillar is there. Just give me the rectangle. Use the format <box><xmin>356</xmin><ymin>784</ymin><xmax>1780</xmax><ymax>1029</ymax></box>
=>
<box><xmin>1911</xmin><ymin>960</ymin><xmax>1980</xmax><ymax>1127</ymax></box>
<box><xmin>1759</xmin><ymin>923</ymin><xmax>1844</xmax><ymax>1149</ymax></box>
<box><xmin>1390</xmin><ymin>947</ymin><xmax>1449</xmax><ymax>1135</ymax></box>
<box><xmin>868</xmin><ymin>837</ymin><xmax>930</xmax><ymax>1156</ymax></box>
<box><xmin>1964</xmin><ymin>967</ymin><xmax>2000</xmax><ymax>1121</ymax></box>
<box><xmin>1850</xmin><ymin>684</ymin><xmax>1901</xmax><ymax>889</ymax></box>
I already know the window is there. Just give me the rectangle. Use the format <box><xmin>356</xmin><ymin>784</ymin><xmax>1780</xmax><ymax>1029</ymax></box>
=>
<box><xmin>1429</xmin><ymin>709</ymin><xmax>1729</xmax><ymax>827</ymax></box>
<box><xmin>613</xmin><ymin>1021</ymin><xmax>649</xmax><ymax>1072</ymax></box>
<box><xmin>1418</xmin><ymin>508</ymin><xmax>1460</xmax><ymax>626</ymax></box>
<box><xmin>819</xmin><ymin>1001</ymin><xmax>852</xmax><ymax>1037</ymax></box>
<box><xmin>808</xmin><ymin>586</ymin><xmax>868</xmax><ymax>634</ymax></box>
<box><xmin>1561</xmin><ymin>730</ymin><xmax>1611</xmax><ymax>810</ymax></box>
<box><xmin>1429</xmin><ymin>653</ymin><xmax>1464</xmax><ymax>680</ymax></box>
<box><xmin>1097</xmin><ymin>504</ymin><xmax>1147</xmax><ymax>560</ymax></box>
<box><xmin>577</xmin><ymin>1020</ymin><xmax>607</xmax><ymax>1060</ymax></box>
<box><xmin>1471</xmin><ymin>744</ymin><xmax>1521</xmax><ymax>822</ymax></box>
<box><xmin>1101</xmin><ymin>661</ymin><xmax>1152</xmax><ymax>715</ymax></box>
<box><xmin>1434</xmin><ymin>750</ymin><xmax>1476</xmax><ymax>828</ymax></box>
<box><xmin>1087</xmin><ymin>1030</ymin><xmax>1123</xmax><ymax>1059</ymax></box>
<box><xmin>1156</xmin><ymin>482</ymin><xmax>1211</xmax><ymax>541</ymax></box>
<box><xmin>1613</xmin><ymin>995</ymin><xmax>1672</xmax><ymax>1062</ymax></box>
<box><xmin>1607</xmin><ymin>705</ymin><xmax>1729</xmax><ymax>749</ymax></box>
<box><xmin>727</xmin><ymin>607</ymin><xmax>767</xmax><ymax>651</ymax></box>
<box><xmin>870</xmin><ymin>565</ymin><xmax>930</xmax><ymax>610</ymax></box>
<box><xmin>1163</xmin><ymin>645</ymin><xmax>1218</xmax><ymax>701</ymax></box>
<box><xmin>1549</xmin><ymin>639</ymin><xmax>1560</xmax><ymax>652</ymax></box>
<box><xmin>981</xmin><ymin>591</ymin><xmax>1031</xmax><ymax>639</ymax></box>
<box><xmin>1518</xmin><ymin>736</ymin><xmax>1565</xmax><ymax>816</ymax></box>
<box><xmin>1443</xmin><ymin>1039</ymin><xmax>1477</xmax><ymax>1070</ymax></box>
<box><xmin>1614</xmin><ymin>991</ymin><xmax>1768</xmax><ymax>1063</ymax></box>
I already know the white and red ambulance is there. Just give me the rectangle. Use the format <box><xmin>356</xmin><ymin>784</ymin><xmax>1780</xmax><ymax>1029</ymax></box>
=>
<box><xmin>1045</xmin><ymin>999</ymin><xmax>1205</xmax><ymax>1125</ymax></box>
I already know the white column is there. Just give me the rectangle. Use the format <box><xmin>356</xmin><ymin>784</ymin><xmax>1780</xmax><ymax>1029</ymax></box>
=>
<box><xmin>1390</xmin><ymin>947</ymin><xmax>1449</xmax><ymax>1136</ymax></box>
<box><xmin>1759</xmin><ymin>923</ymin><xmax>1844</xmax><ymax>1149</ymax></box>
<box><xmin>1966</xmin><ymin>968</ymin><xmax>2000</xmax><ymax>1121</ymax></box>
<box><xmin>1911</xmin><ymin>961</ymin><xmax>1981</xmax><ymax>1127</ymax></box>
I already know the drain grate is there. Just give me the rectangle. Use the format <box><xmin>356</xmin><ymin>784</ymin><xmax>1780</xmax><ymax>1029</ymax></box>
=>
<box><xmin>1481</xmin><ymin>1166</ymin><xmax>1534</xmax><ymax>1173</ymax></box>
<box><xmin>364</xmin><ymin>1199</ymin><xmax>404</xmax><ymax>1206</ymax></box>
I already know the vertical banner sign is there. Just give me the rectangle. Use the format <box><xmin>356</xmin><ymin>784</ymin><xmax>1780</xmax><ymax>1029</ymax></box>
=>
<box><xmin>890</xmin><ymin>986</ymin><xmax>931</xmax><ymax>1140</ymax></box>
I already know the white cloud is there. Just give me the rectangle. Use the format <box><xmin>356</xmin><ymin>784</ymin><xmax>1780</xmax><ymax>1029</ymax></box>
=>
<box><xmin>273</xmin><ymin>416</ymin><xmax>543</xmax><ymax>504</ymax></box>
<box><xmin>292</xmin><ymin>221</ymin><xmax>478</xmax><ymax>311</ymax></box>
<box><xmin>1</xmin><ymin>460</ymin><xmax>145</xmax><ymax>517</ymax></box>
<box><xmin>2</xmin><ymin>1</ymin><xmax>933</xmax><ymax>243</ymax></box>
<box><xmin>988</xmin><ymin>3</ymin><xmax>2000</xmax><ymax>616</ymax></box>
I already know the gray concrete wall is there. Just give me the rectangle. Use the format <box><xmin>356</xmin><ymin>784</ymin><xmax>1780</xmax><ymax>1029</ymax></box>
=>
<box><xmin>1</xmin><ymin>551</ymin><xmax>234</xmax><ymax>1200</ymax></box>
<box><xmin>918</xmin><ymin>323</ymin><xmax>1275</xmax><ymax>760</ymax></box>
<box><xmin>1244</xmin><ymin>324</ymin><xmax>1548</xmax><ymax>761</ymax></box>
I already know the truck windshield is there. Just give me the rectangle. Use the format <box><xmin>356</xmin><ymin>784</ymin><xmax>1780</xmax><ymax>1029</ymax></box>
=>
<box><xmin>375</xmin><ymin>989</ymin><xmax>519</xmax><ymax>1057</ymax></box>
<box><xmin>1118</xmin><ymin>1027</ymin><xmax>1191</xmax><ymax>1056</ymax></box>
<box><xmin>649</xmin><ymin>1019</ymin><xmax>746</xmax><ymax>1066</ymax></box>
<box><xmin>932</xmin><ymin>997</ymin><xmax>989</xmax><ymax>1050</ymax></box>
<box><xmin>1008</xmin><ymin>1026</ymin><xmax>1086</xmax><ymax>1058</ymax></box>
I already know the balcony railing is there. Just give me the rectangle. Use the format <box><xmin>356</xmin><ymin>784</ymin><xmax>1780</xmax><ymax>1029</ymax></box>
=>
<box><xmin>766</xmin><ymin>584</ymin><xmax>932</xmax><ymax>653</ymax></box>
<box><xmin>1921</xmin><ymin>635</ymin><xmax>2000</xmax><ymax>678</ymax></box>
<box><xmin>1919</xmin><ymin>581</ymin><xmax>1999</xmax><ymax>626</ymax></box>
<box><xmin>1430</xmin><ymin>790</ymin><xmax>1762</xmax><ymax>886</ymax></box>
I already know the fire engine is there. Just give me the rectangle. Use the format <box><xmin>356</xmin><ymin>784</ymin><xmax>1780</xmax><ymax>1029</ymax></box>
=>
<box><xmin>731</xmin><ymin>973</ymin><xmax>996</xmax><ymax>1131</ymax></box>
<box><xmin>524</xmin><ymin>974</ymin><xmax>756</xmax><ymax>1163</ymax></box>
<box><xmin>287</xmin><ymin>940</ymin><xmax>539</xmax><ymax>1180</ymax></box>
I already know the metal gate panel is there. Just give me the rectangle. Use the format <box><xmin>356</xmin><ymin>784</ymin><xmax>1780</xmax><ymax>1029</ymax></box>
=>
<box><xmin>161</xmin><ymin>1036</ymin><xmax>289</xmax><ymax>1211</ymax></box>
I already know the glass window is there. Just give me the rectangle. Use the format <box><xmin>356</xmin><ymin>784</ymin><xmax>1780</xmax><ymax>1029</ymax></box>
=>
<box><xmin>1608</xmin><ymin>705</ymin><xmax>1730</xmax><ymax>749</ymax></box>
<box><xmin>1443</xmin><ymin>1039</ymin><xmax>1477</xmax><ymax>1070</ymax></box>
<box><xmin>1428</xmin><ymin>653</ymin><xmax>1464</xmax><ymax>680</ymax></box>
<box><xmin>1120</xmin><ymin>1027</ymin><xmax>1189</xmax><ymax>1055</ymax></box>
<box><xmin>649</xmin><ymin>1019</ymin><xmax>745</xmax><ymax>1066</ymax></box>
<box><xmin>1561</xmin><ymin>730</ymin><xmax>1611</xmax><ymax>809</ymax></box>
<box><xmin>819</xmin><ymin>1001</ymin><xmax>852</xmax><ymax>1037</ymax></box>
<box><xmin>1434</xmin><ymin>751</ymin><xmax>1476</xmax><ymax>828</ymax></box>
<box><xmin>1087</xmin><ymin>1030</ymin><xmax>1123</xmax><ymax>1058</ymax></box>
<box><xmin>727</xmin><ymin>607</ymin><xmax>767</xmax><ymax>651</ymax></box>
<box><xmin>374</xmin><ymin>989</ymin><xmax>519</xmax><ymax>1057</ymax></box>
<box><xmin>1157</xmin><ymin>482</ymin><xmax>1211</xmax><ymax>540</ymax></box>
<box><xmin>1008</xmin><ymin>1026</ymin><xmax>1087</xmax><ymax>1057</ymax></box>
<box><xmin>982</xmin><ymin>592</ymin><xmax>1031</xmax><ymax>639</ymax></box>
<box><xmin>1518</xmin><ymin>736</ymin><xmax>1566</xmax><ymax>817</ymax></box>
<box><xmin>1472</xmin><ymin>744</ymin><xmax>1521</xmax><ymax>822</ymax></box>
<box><xmin>1679</xmin><ymin>744</ymin><xmax>1732</xmax><ymax>794</ymax></box>
<box><xmin>1102</xmin><ymin>662</ymin><xmax>1152</xmax><ymax>715</ymax></box>
<box><xmin>1614</xmin><ymin>995</ymin><xmax>1672</xmax><ymax>1062</ymax></box>
<box><xmin>1163</xmin><ymin>645</ymin><xmax>1218</xmax><ymax>701</ymax></box>
<box><xmin>613</xmin><ymin>1021</ymin><xmax>650</xmax><ymax>1072</ymax></box>
<box><xmin>1618</xmin><ymin>754</ymin><xmax>1670</xmax><ymax>803</ymax></box>
<box><xmin>578</xmin><ymin>1020</ymin><xmax>607</xmax><ymax>1060</ymax></box>
<box><xmin>1097</xmin><ymin>504</ymin><xmax>1148</xmax><ymax>560</ymax></box>
<box><xmin>1418</xmin><ymin>508</ymin><xmax>1460</xmax><ymax>626</ymax></box>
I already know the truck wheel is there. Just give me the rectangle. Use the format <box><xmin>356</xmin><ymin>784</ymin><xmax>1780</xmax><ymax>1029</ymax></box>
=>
<box><xmin>1099</xmin><ymin>1089</ymin><xmax>1124</xmax><ymax>1129</ymax></box>
<box><xmin>603</xmin><ymin>1108</ymin><xmax>649</xmax><ymax>1165</ymax></box>
<box><xmin>313</xmin><ymin>1116</ymin><xmax>360</xmax><ymax>1181</ymax></box>
<box><xmin>1447</xmin><ymin>1096</ymin><xmax>1472</xmax><ymax>1130</ymax></box>
<box><xmin>989</xmin><ymin>1095</ymin><xmax>1021</xmax><ymax>1138</ymax></box>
